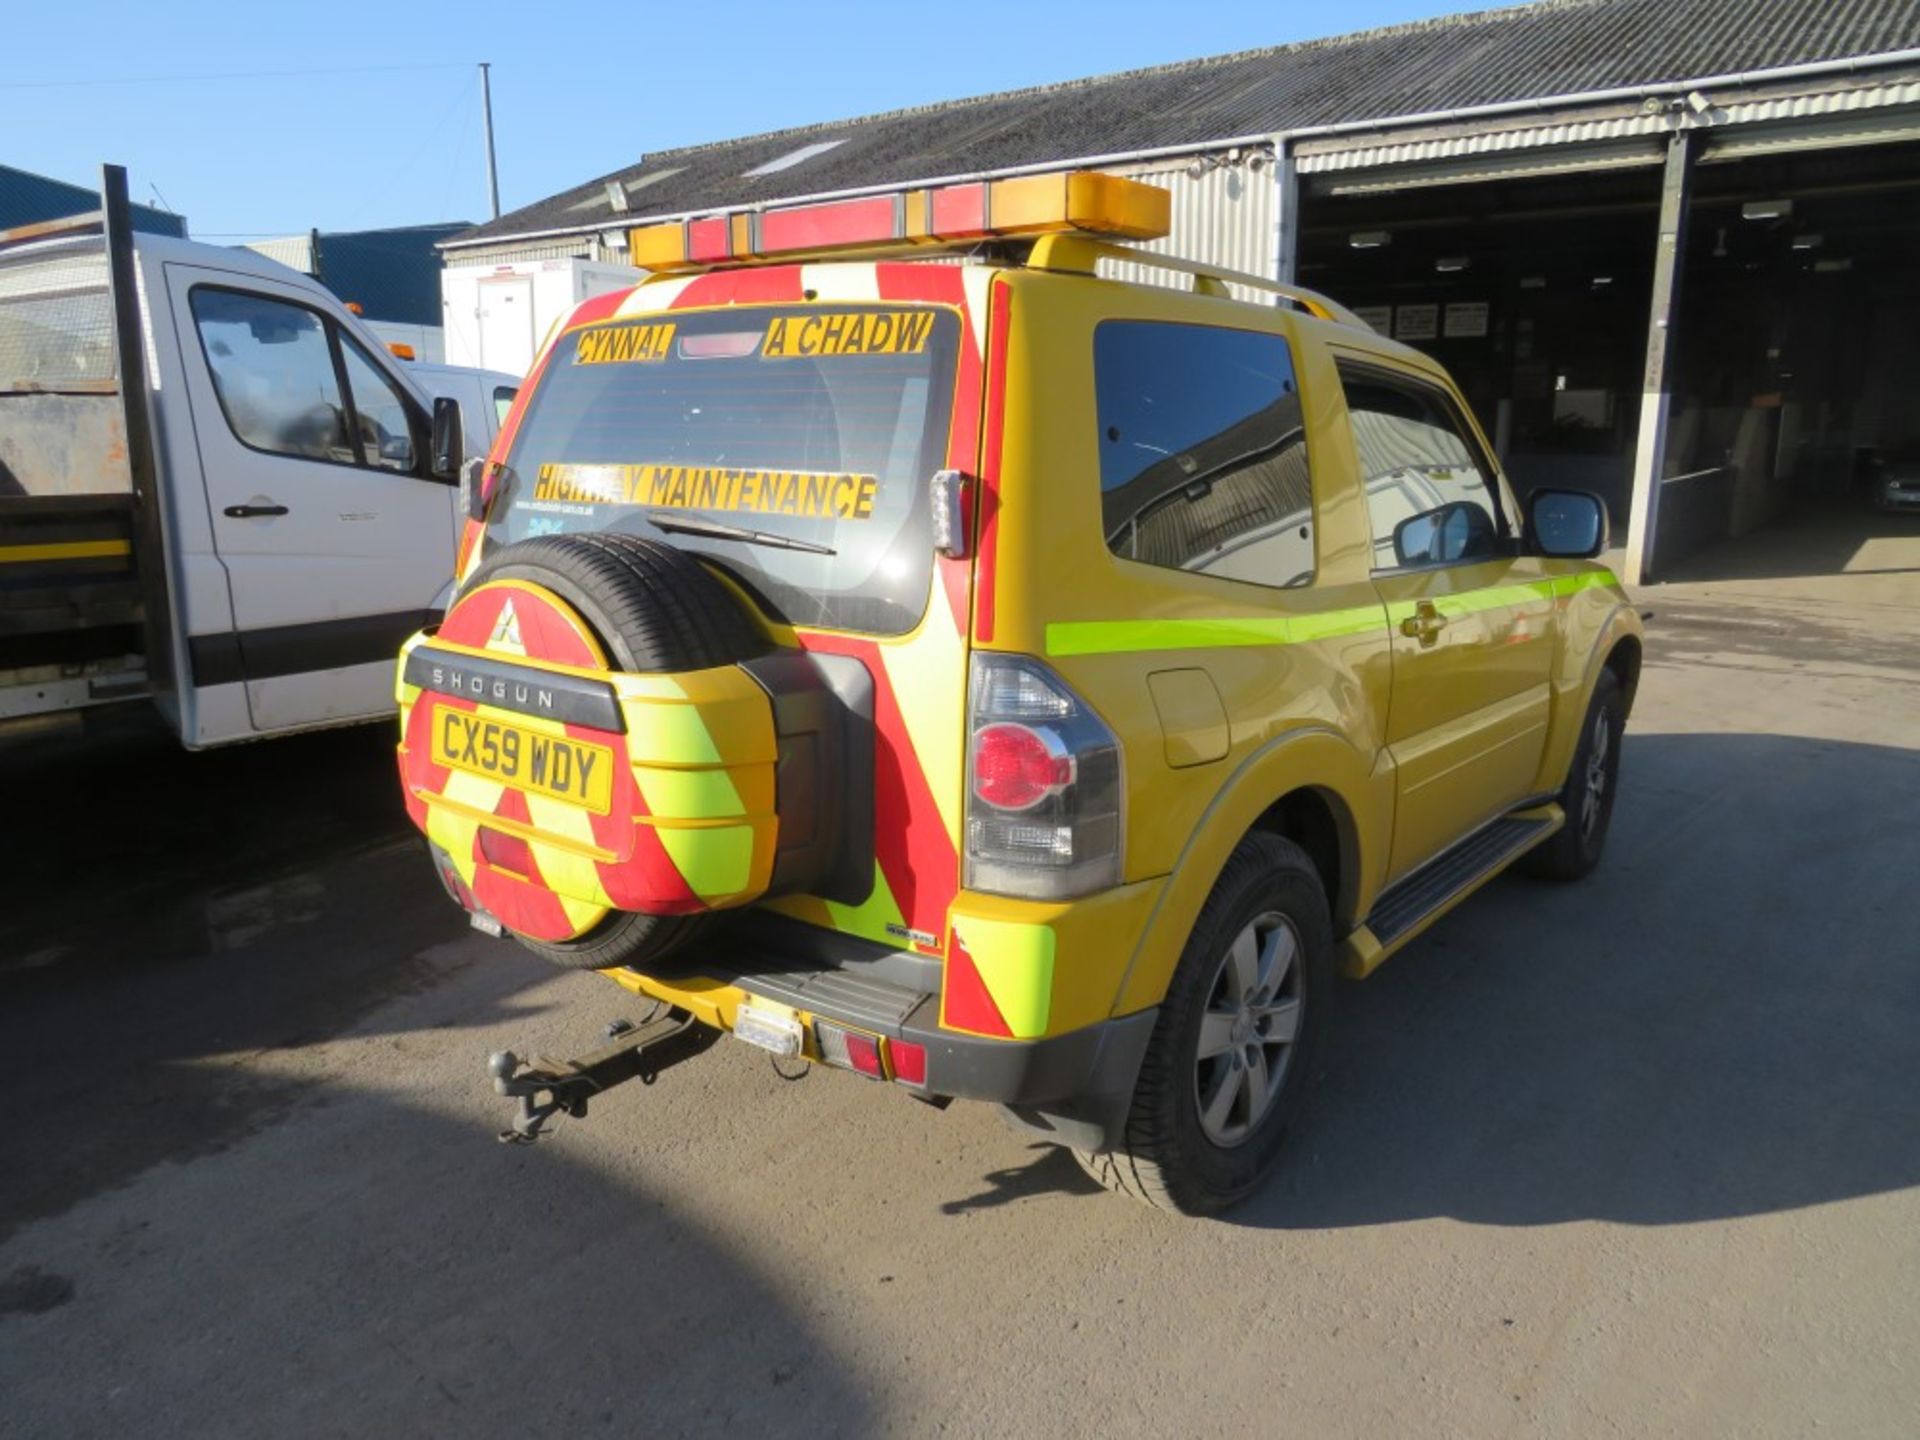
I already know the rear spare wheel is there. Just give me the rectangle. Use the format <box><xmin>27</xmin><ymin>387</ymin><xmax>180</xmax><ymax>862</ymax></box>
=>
<box><xmin>423</xmin><ymin>534</ymin><xmax>767</xmax><ymax>969</ymax></box>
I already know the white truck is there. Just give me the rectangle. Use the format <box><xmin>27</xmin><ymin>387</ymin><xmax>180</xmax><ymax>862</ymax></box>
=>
<box><xmin>0</xmin><ymin>167</ymin><xmax>516</xmax><ymax>747</ymax></box>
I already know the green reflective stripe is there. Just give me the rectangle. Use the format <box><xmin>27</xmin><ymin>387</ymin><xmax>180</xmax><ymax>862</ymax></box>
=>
<box><xmin>1046</xmin><ymin>607</ymin><xmax>1382</xmax><ymax>657</ymax></box>
<box><xmin>1045</xmin><ymin>569</ymin><xmax>1618</xmax><ymax>658</ymax></box>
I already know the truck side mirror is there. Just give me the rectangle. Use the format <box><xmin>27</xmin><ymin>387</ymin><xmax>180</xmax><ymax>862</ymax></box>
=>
<box><xmin>429</xmin><ymin>396</ymin><xmax>463</xmax><ymax>482</ymax></box>
<box><xmin>1527</xmin><ymin>488</ymin><xmax>1608</xmax><ymax>559</ymax></box>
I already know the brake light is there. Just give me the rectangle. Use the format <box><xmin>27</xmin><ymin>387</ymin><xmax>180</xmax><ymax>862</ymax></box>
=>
<box><xmin>973</xmin><ymin>723</ymin><xmax>1074</xmax><ymax>811</ymax></box>
<box><xmin>965</xmin><ymin>654</ymin><xmax>1123</xmax><ymax>900</ymax></box>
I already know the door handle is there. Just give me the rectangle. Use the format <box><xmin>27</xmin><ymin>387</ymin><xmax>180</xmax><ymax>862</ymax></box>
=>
<box><xmin>224</xmin><ymin>503</ymin><xmax>289</xmax><ymax>518</ymax></box>
<box><xmin>1398</xmin><ymin>601</ymin><xmax>1447</xmax><ymax>646</ymax></box>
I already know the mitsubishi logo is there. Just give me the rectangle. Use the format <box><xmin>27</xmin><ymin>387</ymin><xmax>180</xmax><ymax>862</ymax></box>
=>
<box><xmin>488</xmin><ymin>598</ymin><xmax>524</xmax><ymax>652</ymax></box>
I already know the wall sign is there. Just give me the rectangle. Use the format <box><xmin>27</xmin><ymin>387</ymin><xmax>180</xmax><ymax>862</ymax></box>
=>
<box><xmin>1352</xmin><ymin>305</ymin><xmax>1393</xmax><ymax>334</ymax></box>
<box><xmin>1393</xmin><ymin>303</ymin><xmax>1438</xmax><ymax>341</ymax></box>
<box><xmin>1443</xmin><ymin>301</ymin><xmax>1490</xmax><ymax>339</ymax></box>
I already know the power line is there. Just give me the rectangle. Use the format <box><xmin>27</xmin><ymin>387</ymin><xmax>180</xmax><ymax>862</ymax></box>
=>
<box><xmin>0</xmin><ymin>61</ymin><xmax>475</xmax><ymax>91</ymax></box>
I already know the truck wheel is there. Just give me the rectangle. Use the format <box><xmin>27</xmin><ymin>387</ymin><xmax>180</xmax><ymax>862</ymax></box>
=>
<box><xmin>1077</xmin><ymin>832</ymin><xmax>1333</xmax><ymax>1215</ymax></box>
<box><xmin>1521</xmin><ymin>668</ymin><xmax>1624</xmax><ymax>883</ymax></box>
<box><xmin>457</xmin><ymin>533</ymin><xmax>764</xmax><ymax>969</ymax></box>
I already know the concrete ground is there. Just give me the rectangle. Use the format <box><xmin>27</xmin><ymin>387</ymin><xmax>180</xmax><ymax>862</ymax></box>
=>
<box><xmin>2</xmin><ymin>539</ymin><xmax>1917</xmax><ymax>1438</ymax></box>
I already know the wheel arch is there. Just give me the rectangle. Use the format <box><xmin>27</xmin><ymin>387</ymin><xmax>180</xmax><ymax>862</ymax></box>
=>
<box><xmin>1108</xmin><ymin>725</ymin><xmax>1385</xmax><ymax>1018</ymax></box>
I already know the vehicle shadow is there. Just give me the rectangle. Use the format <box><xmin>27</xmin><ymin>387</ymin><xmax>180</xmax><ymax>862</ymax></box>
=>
<box><xmin>0</xmin><ymin>729</ymin><xmax>874</xmax><ymax>1438</ymax></box>
<box><xmin>0</xmin><ymin>1050</ymin><xmax>875</xmax><ymax>1440</ymax></box>
<box><xmin>1224</xmin><ymin>729</ymin><xmax>1920</xmax><ymax>1231</ymax></box>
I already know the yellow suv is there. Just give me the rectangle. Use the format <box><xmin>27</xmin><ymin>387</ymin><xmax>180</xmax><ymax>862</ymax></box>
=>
<box><xmin>396</xmin><ymin>171</ymin><xmax>1642</xmax><ymax>1214</ymax></box>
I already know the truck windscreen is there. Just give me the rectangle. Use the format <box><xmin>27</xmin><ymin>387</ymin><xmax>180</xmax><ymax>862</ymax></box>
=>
<box><xmin>490</xmin><ymin>305</ymin><xmax>962</xmax><ymax>636</ymax></box>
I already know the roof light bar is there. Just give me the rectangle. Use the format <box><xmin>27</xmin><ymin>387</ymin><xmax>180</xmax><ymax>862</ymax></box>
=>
<box><xmin>629</xmin><ymin>169</ymin><xmax>1171</xmax><ymax>272</ymax></box>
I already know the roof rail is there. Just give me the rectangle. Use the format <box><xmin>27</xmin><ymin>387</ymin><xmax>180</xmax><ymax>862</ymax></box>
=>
<box><xmin>1025</xmin><ymin>233</ymin><xmax>1375</xmax><ymax>331</ymax></box>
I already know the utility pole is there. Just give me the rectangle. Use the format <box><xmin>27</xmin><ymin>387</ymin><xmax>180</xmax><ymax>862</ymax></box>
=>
<box><xmin>479</xmin><ymin>62</ymin><xmax>501</xmax><ymax>221</ymax></box>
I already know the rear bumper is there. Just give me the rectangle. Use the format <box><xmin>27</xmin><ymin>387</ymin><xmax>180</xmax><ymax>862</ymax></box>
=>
<box><xmin>608</xmin><ymin>912</ymin><xmax>1158</xmax><ymax>1147</ymax></box>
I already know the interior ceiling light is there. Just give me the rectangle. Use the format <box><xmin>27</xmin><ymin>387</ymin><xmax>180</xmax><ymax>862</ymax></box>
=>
<box><xmin>1791</xmin><ymin>233</ymin><xmax>1823</xmax><ymax>251</ymax></box>
<box><xmin>1814</xmin><ymin>257</ymin><xmax>1853</xmax><ymax>272</ymax></box>
<box><xmin>1435</xmin><ymin>256</ymin><xmax>1470</xmax><ymax>273</ymax></box>
<box><xmin>1519</xmin><ymin>275</ymin><xmax>1547</xmax><ymax>289</ymax></box>
<box><xmin>1742</xmin><ymin>199</ymin><xmax>1793</xmax><ymax>221</ymax></box>
<box><xmin>1349</xmin><ymin>231</ymin><xmax>1390</xmax><ymax>250</ymax></box>
<box><xmin>1591</xmin><ymin>275</ymin><xmax>1614</xmax><ymax>287</ymax></box>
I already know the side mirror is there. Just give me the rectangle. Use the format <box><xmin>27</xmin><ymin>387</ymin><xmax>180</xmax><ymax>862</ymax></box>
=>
<box><xmin>1527</xmin><ymin>488</ymin><xmax>1608</xmax><ymax>559</ymax></box>
<box><xmin>1393</xmin><ymin>500</ymin><xmax>1496</xmax><ymax>567</ymax></box>
<box><xmin>429</xmin><ymin>396</ymin><xmax>463</xmax><ymax>482</ymax></box>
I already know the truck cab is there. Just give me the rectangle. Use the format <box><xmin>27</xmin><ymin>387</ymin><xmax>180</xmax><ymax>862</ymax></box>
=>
<box><xmin>396</xmin><ymin>169</ymin><xmax>1642</xmax><ymax>1213</ymax></box>
<box><xmin>0</xmin><ymin>166</ymin><xmax>517</xmax><ymax>747</ymax></box>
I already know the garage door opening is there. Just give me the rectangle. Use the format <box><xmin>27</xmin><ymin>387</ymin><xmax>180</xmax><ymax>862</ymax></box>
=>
<box><xmin>1297</xmin><ymin>165</ymin><xmax>1664</xmax><ymax>551</ymax></box>
<box><xmin>1655</xmin><ymin>141</ymin><xmax>1920</xmax><ymax>587</ymax></box>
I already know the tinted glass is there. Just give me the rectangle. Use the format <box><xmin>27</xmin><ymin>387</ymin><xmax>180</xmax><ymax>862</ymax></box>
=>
<box><xmin>1095</xmin><ymin>321</ymin><xmax>1312</xmax><ymax>589</ymax></box>
<box><xmin>1341</xmin><ymin>369</ymin><xmax>1502</xmax><ymax>569</ymax></box>
<box><xmin>340</xmin><ymin>335</ymin><xmax>415</xmax><ymax>472</ymax></box>
<box><xmin>491</xmin><ymin>307</ymin><xmax>959</xmax><ymax>635</ymax></box>
<box><xmin>192</xmin><ymin>289</ymin><xmax>353</xmax><ymax>464</ymax></box>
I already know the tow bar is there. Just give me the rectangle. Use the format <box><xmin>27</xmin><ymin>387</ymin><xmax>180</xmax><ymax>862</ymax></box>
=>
<box><xmin>487</xmin><ymin>1007</ymin><xmax>718</xmax><ymax>1144</ymax></box>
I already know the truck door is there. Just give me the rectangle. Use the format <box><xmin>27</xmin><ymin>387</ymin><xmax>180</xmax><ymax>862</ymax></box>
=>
<box><xmin>167</xmin><ymin>266</ymin><xmax>456</xmax><ymax>733</ymax></box>
<box><xmin>1337</xmin><ymin>359</ymin><xmax>1556</xmax><ymax>881</ymax></box>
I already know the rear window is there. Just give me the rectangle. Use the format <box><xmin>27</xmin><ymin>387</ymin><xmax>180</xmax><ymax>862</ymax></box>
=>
<box><xmin>488</xmin><ymin>304</ymin><xmax>961</xmax><ymax>635</ymax></box>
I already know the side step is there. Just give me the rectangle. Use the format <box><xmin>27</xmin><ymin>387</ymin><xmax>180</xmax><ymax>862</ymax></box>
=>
<box><xmin>1344</xmin><ymin>811</ymin><xmax>1560</xmax><ymax>977</ymax></box>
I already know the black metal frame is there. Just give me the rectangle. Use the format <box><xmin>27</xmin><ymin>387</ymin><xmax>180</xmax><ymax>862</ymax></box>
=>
<box><xmin>100</xmin><ymin>164</ymin><xmax>176</xmax><ymax>698</ymax></box>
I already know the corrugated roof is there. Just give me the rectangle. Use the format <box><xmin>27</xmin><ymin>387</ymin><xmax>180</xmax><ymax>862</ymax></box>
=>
<box><xmin>451</xmin><ymin>0</ymin><xmax>1920</xmax><ymax>247</ymax></box>
<box><xmin>0</xmin><ymin>164</ymin><xmax>187</xmax><ymax>237</ymax></box>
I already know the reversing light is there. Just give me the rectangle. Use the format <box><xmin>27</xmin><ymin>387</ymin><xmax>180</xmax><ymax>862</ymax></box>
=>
<box><xmin>815</xmin><ymin>1021</ymin><xmax>887</xmax><ymax>1080</ymax></box>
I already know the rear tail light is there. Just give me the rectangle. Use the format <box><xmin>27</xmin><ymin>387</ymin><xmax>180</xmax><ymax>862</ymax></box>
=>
<box><xmin>965</xmin><ymin>654</ymin><xmax>1123</xmax><ymax>900</ymax></box>
<box><xmin>814</xmin><ymin>1021</ymin><xmax>900</xmax><ymax>1082</ymax></box>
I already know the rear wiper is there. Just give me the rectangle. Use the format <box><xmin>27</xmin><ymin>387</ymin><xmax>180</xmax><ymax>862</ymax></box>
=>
<box><xmin>644</xmin><ymin>511</ymin><xmax>836</xmax><ymax>555</ymax></box>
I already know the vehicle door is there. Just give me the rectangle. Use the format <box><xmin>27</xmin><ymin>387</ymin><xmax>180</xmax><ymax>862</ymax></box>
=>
<box><xmin>1338</xmin><ymin>357</ymin><xmax>1557</xmax><ymax>880</ymax></box>
<box><xmin>167</xmin><ymin>266</ymin><xmax>456</xmax><ymax>733</ymax></box>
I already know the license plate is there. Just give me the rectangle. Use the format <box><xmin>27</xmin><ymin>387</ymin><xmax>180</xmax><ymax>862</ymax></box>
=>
<box><xmin>430</xmin><ymin>708</ymin><xmax>614</xmax><ymax>813</ymax></box>
<box><xmin>733</xmin><ymin>1004</ymin><xmax>804</xmax><ymax>1058</ymax></box>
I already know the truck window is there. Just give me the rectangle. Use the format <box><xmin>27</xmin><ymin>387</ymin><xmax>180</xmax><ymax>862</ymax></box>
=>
<box><xmin>339</xmin><ymin>334</ymin><xmax>415</xmax><ymax>473</ymax></box>
<box><xmin>191</xmin><ymin>290</ymin><xmax>355</xmax><ymax>466</ymax></box>
<box><xmin>1339</xmin><ymin>366</ymin><xmax>1505</xmax><ymax>571</ymax></box>
<box><xmin>1094</xmin><ymin>320</ymin><xmax>1313</xmax><ymax>589</ymax></box>
<box><xmin>493</xmin><ymin>386</ymin><xmax>517</xmax><ymax>426</ymax></box>
<box><xmin>189</xmin><ymin>288</ymin><xmax>420</xmax><ymax>476</ymax></box>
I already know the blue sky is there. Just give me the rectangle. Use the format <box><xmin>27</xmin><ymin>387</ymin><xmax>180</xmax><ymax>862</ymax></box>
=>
<box><xmin>4</xmin><ymin>0</ymin><xmax>1465</xmax><ymax>239</ymax></box>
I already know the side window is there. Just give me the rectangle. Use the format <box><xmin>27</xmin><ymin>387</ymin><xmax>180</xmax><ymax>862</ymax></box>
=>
<box><xmin>493</xmin><ymin>385</ymin><xmax>517</xmax><ymax>427</ymax></box>
<box><xmin>339</xmin><ymin>335</ymin><xmax>416</xmax><ymax>472</ymax></box>
<box><xmin>191</xmin><ymin>289</ymin><xmax>354</xmax><ymax>465</ymax></box>
<box><xmin>1340</xmin><ymin>367</ymin><xmax>1504</xmax><ymax>570</ymax></box>
<box><xmin>1095</xmin><ymin>320</ymin><xmax>1313</xmax><ymax>589</ymax></box>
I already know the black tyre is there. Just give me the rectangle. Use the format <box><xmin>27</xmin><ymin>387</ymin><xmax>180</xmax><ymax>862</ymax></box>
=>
<box><xmin>1077</xmin><ymin>832</ymin><xmax>1334</xmax><ymax>1215</ymax></box>
<box><xmin>460</xmin><ymin>533</ymin><xmax>764</xmax><ymax>970</ymax></box>
<box><xmin>1521</xmin><ymin>668</ymin><xmax>1625</xmax><ymax>882</ymax></box>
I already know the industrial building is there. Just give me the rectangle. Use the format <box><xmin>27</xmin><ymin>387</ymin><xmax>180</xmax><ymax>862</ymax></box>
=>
<box><xmin>442</xmin><ymin>0</ymin><xmax>1920</xmax><ymax>584</ymax></box>
<box><xmin>1</xmin><ymin>162</ymin><xmax>184</xmax><ymax>237</ymax></box>
<box><xmin>244</xmin><ymin>223</ymin><xmax>470</xmax><ymax>363</ymax></box>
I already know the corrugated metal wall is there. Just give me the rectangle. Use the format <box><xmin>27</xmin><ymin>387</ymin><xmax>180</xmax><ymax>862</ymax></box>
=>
<box><xmin>1098</xmin><ymin>153</ymin><xmax>1279</xmax><ymax>302</ymax></box>
<box><xmin>243</xmin><ymin>234</ymin><xmax>317</xmax><ymax>274</ymax></box>
<box><xmin>440</xmin><ymin>236</ymin><xmax>600</xmax><ymax>268</ymax></box>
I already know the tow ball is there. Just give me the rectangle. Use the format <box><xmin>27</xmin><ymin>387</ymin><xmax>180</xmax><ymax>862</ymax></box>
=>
<box><xmin>487</xmin><ymin>1007</ymin><xmax>718</xmax><ymax>1144</ymax></box>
